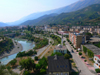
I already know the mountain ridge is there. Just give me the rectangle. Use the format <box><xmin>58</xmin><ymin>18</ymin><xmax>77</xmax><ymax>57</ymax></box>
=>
<box><xmin>20</xmin><ymin>4</ymin><xmax>100</xmax><ymax>26</ymax></box>
<box><xmin>7</xmin><ymin>0</ymin><xmax>100</xmax><ymax>25</ymax></box>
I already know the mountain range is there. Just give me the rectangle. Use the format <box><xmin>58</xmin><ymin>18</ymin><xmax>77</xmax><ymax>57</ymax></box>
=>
<box><xmin>20</xmin><ymin>4</ymin><xmax>100</xmax><ymax>26</ymax></box>
<box><xmin>7</xmin><ymin>0</ymin><xmax>100</xmax><ymax>25</ymax></box>
<box><xmin>0</xmin><ymin>22</ymin><xmax>10</xmax><ymax>27</ymax></box>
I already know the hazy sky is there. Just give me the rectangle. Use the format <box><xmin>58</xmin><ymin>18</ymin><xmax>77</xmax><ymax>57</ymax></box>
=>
<box><xmin>0</xmin><ymin>0</ymin><xmax>79</xmax><ymax>23</ymax></box>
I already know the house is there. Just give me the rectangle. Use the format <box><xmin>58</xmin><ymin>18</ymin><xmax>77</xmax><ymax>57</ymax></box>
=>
<box><xmin>94</xmin><ymin>55</ymin><xmax>100</xmax><ymax>69</ymax></box>
<box><xmin>48</xmin><ymin>55</ymin><xmax>72</xmax><ymax>75</ymax></box>
<box><xmin>54</xmin><ymin>44</ymin><xmax>67</xmax><ymax>54</ymax></box>
<box><xmin>54</xmin><ymin>34</ymin><xmax>67</xmax><ymax>54</ymax></box>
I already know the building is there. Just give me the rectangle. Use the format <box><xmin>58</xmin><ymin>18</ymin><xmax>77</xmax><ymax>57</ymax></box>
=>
<box><xmin>69</xmin><ymin>32</ymin><xmax>85</xmax><ymax>48</ymax></box>
<box><xmin>54</xmin><ymin>35</ymin><xmax>67</xmax><ymax>54</ymax></box>
<box><xmin>94</xmin><ymin>55</ymin><xmax>100</xmax><ymax>69</ymax></box>
<box><xmin>54</xmin><ymin>44</ymin><xmax>67</xmax><ymax>54</ymax></box>
<box><xmin>48</xmin><ymin>55</ymin><xmax>72</xmax><ymax>75</ymax></box>
<box><xmin>83</xmin><ymin>44</ymin><xmax>100</xmax><ymax>55</ymax></box>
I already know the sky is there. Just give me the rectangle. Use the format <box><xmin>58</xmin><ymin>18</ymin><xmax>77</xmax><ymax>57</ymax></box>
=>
<box><xmin>0</xmin><ymin>0</ymin><xmax>79</xmax><ymax>23</ymax></box>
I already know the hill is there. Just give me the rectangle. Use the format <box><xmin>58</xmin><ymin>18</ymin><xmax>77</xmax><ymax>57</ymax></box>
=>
<box><xmin>8</xmin><ymin>0</ymin><xmax>100</xmax><ymax>25</ymax></box>
<box><xmin>0</xmin><ymin>22</ymin><xmax>9</xmax><ymax>27</ymax></box>
<box><xmin>20</xmin><ymin>4</ymin><xmax>100</xmax><ymax>26</ymax></box>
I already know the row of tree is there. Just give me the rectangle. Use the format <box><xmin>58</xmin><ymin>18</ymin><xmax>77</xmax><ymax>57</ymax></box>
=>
<box><xmin>50</xmin><ymin>34</ymin><xmax>61</xmax><ymax>44</ymax></box>
<box><xmin>16</xmin><ymin>50</ymin><xmax>37</xmax><ymax>57</ymax></box>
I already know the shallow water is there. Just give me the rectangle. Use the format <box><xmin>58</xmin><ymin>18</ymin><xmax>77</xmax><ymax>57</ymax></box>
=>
<box><xmin>0</xmin><ymin>39</ymin><xmax>35</xmax><ymax>65</ymax></box>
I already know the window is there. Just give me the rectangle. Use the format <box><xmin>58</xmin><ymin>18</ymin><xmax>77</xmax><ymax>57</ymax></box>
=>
<box><xmin>61</xmin><ymin>73</ymin><xmax>63</xmax><ymax>75</ymax></box>
<box><xmin>65</xmin><ymin>73</ymin><xmax>67</xmax><ymax>75</ymax></box>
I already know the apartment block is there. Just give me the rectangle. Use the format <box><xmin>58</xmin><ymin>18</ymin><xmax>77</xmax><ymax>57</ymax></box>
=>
<box><xmin>69</xmin><ymin>32</ymin><xmax>85</xmax><ymax>48</ymax></box>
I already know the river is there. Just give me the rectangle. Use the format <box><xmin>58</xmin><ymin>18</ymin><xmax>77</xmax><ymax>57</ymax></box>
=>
<box><xmin>0</xmin><ymin>39</ymin><xmax>35</xmax><ymax>65</ymax></box>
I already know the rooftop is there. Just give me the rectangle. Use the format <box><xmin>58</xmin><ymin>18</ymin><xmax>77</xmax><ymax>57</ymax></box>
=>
<box><xmin>55</xmin><ymin>44</ymin><xmax>67</xmax><ymax>50</ymax></box>
<box><xmin>48</xmin><ymin>56</ymin><xmax>71</xmax><ymax>72</ymax></box>
<box><xmin>95</xmin><ymin>55</ymin><xmax>100</xmax><ymax>59</ymax></box>
<box><xmin>84</xmin><ymin>44</ymin><xmax>100</xmax><ymax>55</ymax></box>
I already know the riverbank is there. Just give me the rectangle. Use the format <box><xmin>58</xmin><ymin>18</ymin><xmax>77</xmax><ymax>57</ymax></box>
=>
<box><xmin>0</xmin><ymin>39</ymin><xmax>23</xmax><ymax>59</ymax></box>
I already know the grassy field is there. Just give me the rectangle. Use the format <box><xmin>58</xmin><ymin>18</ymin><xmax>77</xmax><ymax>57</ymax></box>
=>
<box><xmin>44</xmin><ymin>46</ymin><xmax>54</xmax><ymax>58</ymax></box>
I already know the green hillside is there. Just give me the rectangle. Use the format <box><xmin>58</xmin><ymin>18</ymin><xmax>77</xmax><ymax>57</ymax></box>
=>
<box><xmin>21</xmin><ymin>4</ymin><xmax>100</xmax><ymax>26</ymax></box>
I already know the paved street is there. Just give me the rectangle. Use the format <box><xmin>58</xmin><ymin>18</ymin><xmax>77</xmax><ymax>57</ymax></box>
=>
<box><xmin>54</xmin><ymin>33</ymin><xmax>96</xmax><ymax>75</ymax></box>
<box><xmin>64</xmin><ymin>37</ymin><xmax>96</xmax><ymax>75</ymax></box>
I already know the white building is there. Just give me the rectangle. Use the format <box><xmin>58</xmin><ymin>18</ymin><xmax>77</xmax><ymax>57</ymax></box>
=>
<box><xmin>94</xmin><ymin>55</ymin><xmax>100</xmax><ymax>69</ymax></box>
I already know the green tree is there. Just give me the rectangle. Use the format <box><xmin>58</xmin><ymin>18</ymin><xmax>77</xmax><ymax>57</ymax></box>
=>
<box><xmin>35</xmin><ymin>64</ymin><xmax>41</xmax><ymax>70</ymax></box>
<box><xmin>19</xmin><ymin>57</ymin><xmax>35</xmax><ymax>70</ymax></box>
<box><xmin>10</xmin><ymin>59</ymin><xmax>17</xmax><ymax>66</ymax></box>
<box><xmin>40</xmin><ymin>69</ymin><xmax>46</xmax><ymax>74</ymax></box>
<box><xmin>35</xmin><ymin>56</ymin><xmax>38</xmax><ymax>61</ymax></box>
<box><xmin>64</xmin><ymin>54</ymin><xmax>70</xmax><ymax>59</ymax></box>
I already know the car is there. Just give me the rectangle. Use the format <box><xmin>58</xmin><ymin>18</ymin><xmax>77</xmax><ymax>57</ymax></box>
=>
<box><xmin>71</xmin><ymin>50</ymin><xmax>74</xmax><ymax>53</ymax></box>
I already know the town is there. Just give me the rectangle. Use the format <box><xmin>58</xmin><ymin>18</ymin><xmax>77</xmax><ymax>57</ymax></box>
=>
<box><xmin>1</xmin><ymin>0</ymin><xmax>100</xmax><ymax>75</ymax></box>
<box><xmin>0</xmin><ymin>25</ymin><xmax>100</xmax><ymax>75</ymax></box>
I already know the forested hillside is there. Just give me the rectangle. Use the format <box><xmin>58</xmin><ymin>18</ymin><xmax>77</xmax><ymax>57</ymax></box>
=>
<box><xmin>20</xmin><ymin>4</ymin><xmax>100</xmax><ymax>26</ymax></box>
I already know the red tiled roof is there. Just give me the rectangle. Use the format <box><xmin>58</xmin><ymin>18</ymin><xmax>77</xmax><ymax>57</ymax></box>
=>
<box><xmin>95</xmin><ymin>55</ymin><xmax>100</xmax><ymax>59</ymax></box>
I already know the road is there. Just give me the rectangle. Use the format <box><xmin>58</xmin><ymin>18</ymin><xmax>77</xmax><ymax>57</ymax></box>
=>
<box><xmin>65</xmin><ymin>41</ymin><xmax>95</xmax><ymax>75</ymax></box>
<box><xmin>55</xmin><ymin>33</ymin><xmax>96</xmax><ymax>75</ymax></box>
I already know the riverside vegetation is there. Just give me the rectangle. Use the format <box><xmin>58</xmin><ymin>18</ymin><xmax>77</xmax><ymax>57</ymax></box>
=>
<box><xmin>0</xmin><ymin>36</ymin><xmax>14</xmax><ymax>55</ymax></box>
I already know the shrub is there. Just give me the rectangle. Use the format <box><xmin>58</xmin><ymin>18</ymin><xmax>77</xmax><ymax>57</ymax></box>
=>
<box><xmin>74</xmin><ymin>48</ymin><xmax>76</xmax><ymax>50</ymax></box>
<box><xmin>76</xmin><ymin>50</ymin><xmax>78</xmax><ymax>52</ymax></box>
<box><xmin>7</xmin><ymin>66</ymin><xmax>11</xmax><ymax>70</ymax></box>
<box><xmin>35</xmin><ymin>56</ymin><xmax>38</xmax><ymax>61</ymax></box>
<box><xmin>10</xmin><ymin>59</ymin><xmax>17</xmax><ymax>65</ymax></box>
<box><xmin>64</xmin><ymin>54</ymin><xmax>70</xmax><ymax>59</ymax></box>
<box><xmin>23</xmin><ymin>71</ymin><xmax>30</xmax><ymax>75</ymax></box>
<box><xmin>79</xmin><ymin>52</ymin><xmax>82</xmax><ymax>56</ymax></box>
<box><xmin>40</xmin><ymin>69</ymin><xmax>46</xmax><ymax>74</ymax></box>
<box><xmin>84</xmin><ymin>60</ymin><xmax>87</xmax><ymax>62</ymax></box>
<box><xmin>95</xmin><ymin>69</ymin><xmax>100</xmax><ymax>73</ymax></box>
<box><xmin>34</xmin><ymin>50</ymin><xmax>37</xmax><ymax>54</ymax></box>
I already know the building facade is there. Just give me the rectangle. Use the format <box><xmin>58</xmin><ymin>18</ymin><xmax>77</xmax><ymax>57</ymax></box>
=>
<box><xmin>94</xmin><ymin>55</ymin><xmax>100</xmax><ymax>69</ymax></box>
<box><xmin>69</xmin><ymin>32</ymin><xmax>85</xmax><ymax>48</ymax></box>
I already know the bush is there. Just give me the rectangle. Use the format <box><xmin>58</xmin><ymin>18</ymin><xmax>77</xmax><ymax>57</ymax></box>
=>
<box><xmin>40</xmin><ymin>69</ymin><xmax>46</xmax><ymax>74</ymax></box>
<box><xmin>10</xmin><ymin>59</ymin><xmax>17</xmax><ymax>65</ymax></box>
<box><xmin>95</xmin><ymin>69</ymin><xmax>100</xmax><ymax>73</ymax></box>
<box><xmin>7</xmin><ymin>66</ymin><xmax>11</xmax><ymax>70</ymax></box>
<box><xmin>76</xmin><ymin>50</ymin><xmax>78</xmax><ymax>52</ymax></box>
<box><xmin>23</xmin><ymin>71</ymin><xmax>30</xmax><ymax>75</ymax></box>
<box><xmin>79</xmin><ymin>52</ymin><xmax>82</xmax><ymax>56</ymax></box>
<box><xmin>34</xmin><ymin>50</ymin><xmax>37</xmax><ymax>54</ymax></box>
<box><xmin>84</xmin><ymin>60</ymin><xmax>87</xmax><ymax>62</ymax></box>
<box><xmin>35</xmin><ymin>56</ymin><xmax>38</xmax><ymax>61</ymax></box>
<box><xmin>64</xmin><ymin>54</ymin><xmax>70</xmax><ymax>59</ymax></box>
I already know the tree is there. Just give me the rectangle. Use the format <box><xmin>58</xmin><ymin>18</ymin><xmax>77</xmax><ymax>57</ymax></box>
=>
<box><xmin>64</xmin><ymin>54</ymin><xmax>70</xmax><ymax>59</ymax></box>
<box><xmin>40</xmin><ymin>69</ymin><xmax>46</xmax><ymax>74</ymax></box>
<box><xmin>10</xmin><ymin>59</ymin><xmax>17</xmax><ymax>66</ymax></box>
<box><xmin>79</xmin><ymin>52</ymin><xmax>82</xmax><ymax>56</ymax></box>
<box><xmin>35</xmin><ymin>56</ymin><xmax>38</xmax><ymax>61</ymax></box>
<box><xmin>35</xmin><ymin>64</ymin><xmax>41</xmax><ymax>70</ymax></box>
<box><xmin>19</xmin><ymin>57</ymin><xmax>35</xmax><ymax>70</ymax></box>
<box><xmin>95</xmin><ymin>69</ymin><xmax>100</xmax><ymax>73</ymax></box>
<box><xmin>85</xmin><ymin>32</ymin><xmax>93</xmax><ymax>37</ymax></box>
